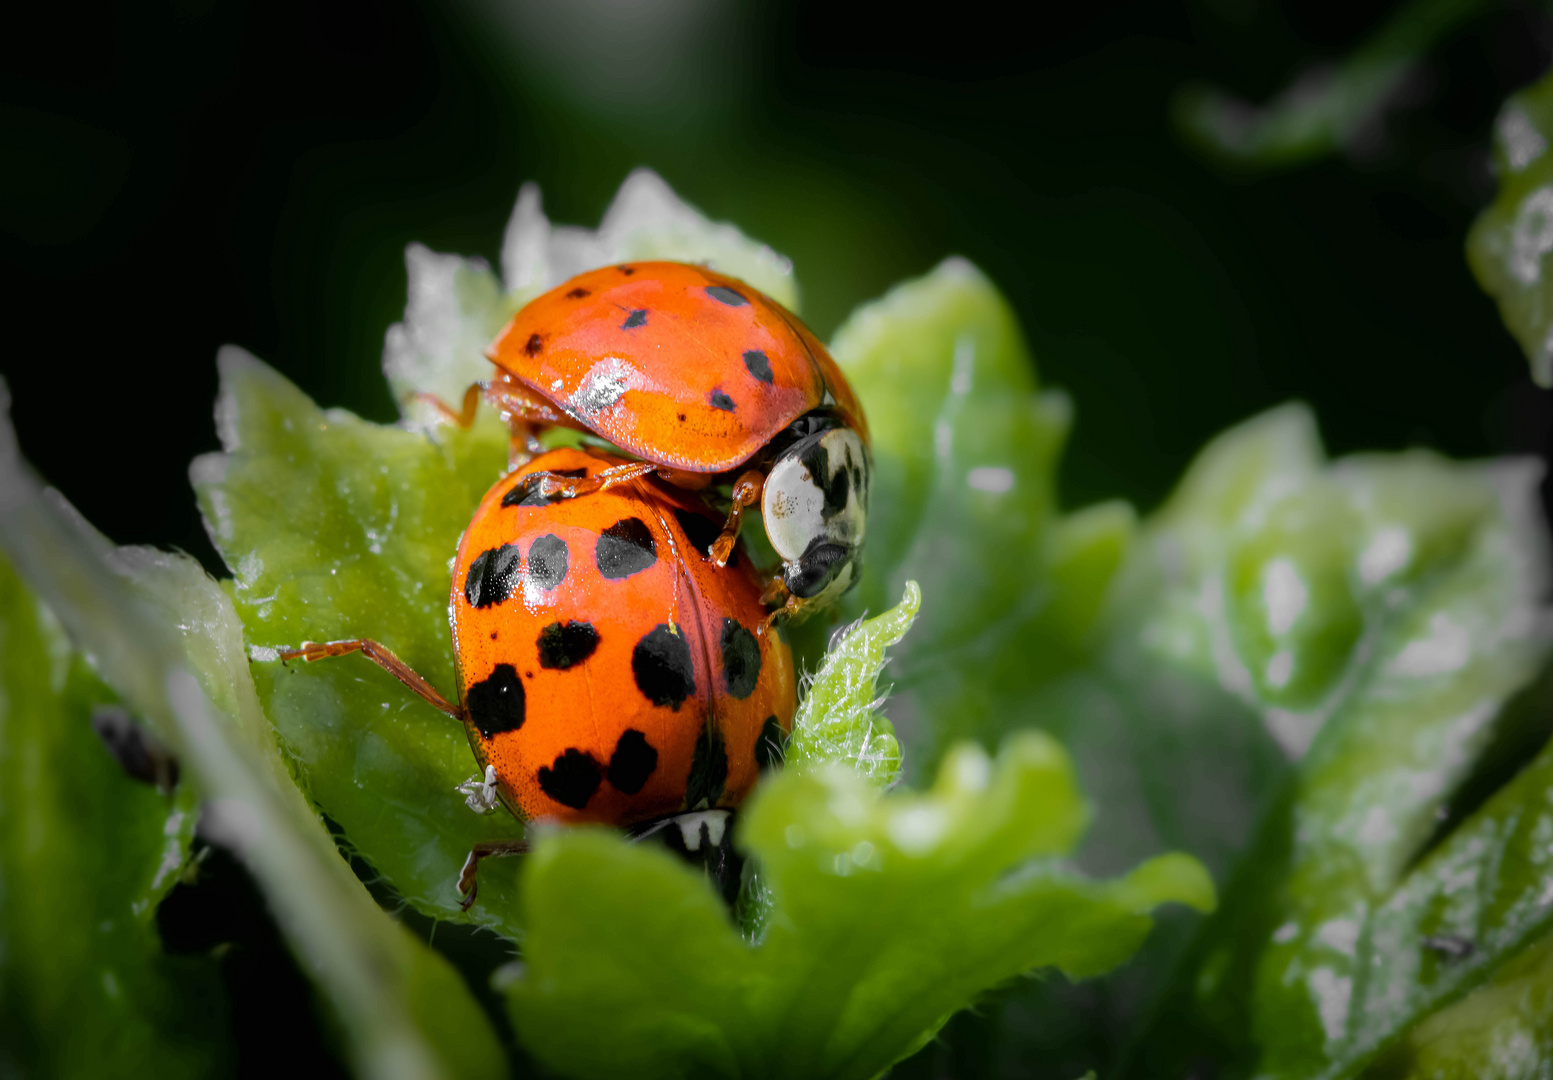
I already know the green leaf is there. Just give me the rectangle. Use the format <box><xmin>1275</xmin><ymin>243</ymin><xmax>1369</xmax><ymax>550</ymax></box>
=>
<box><xmin>787</xmin><ymin>580</ymin><xmax>920</xmax><ymax>786</ymax></box>
<box><xmin>829</xmin><ymin>257</ymin><xmax>1134</xmax><ymax>777</ymax></box>
<box><xmin>193</xmin><ymin>347</ymin><xmax>532</xmax><ymax>932</ymax></box>
<box><xmin>1371</xmin><ymin>927</ymin><xmax>1553</xmax><ymax>1079</ymax></box>
<box><xmin>1468</xmin><ymin>67</ymin><xmax>1553</xmax><ymax>386</ymax></box>
<box><xmin>1116</xmin><ymin>407</ymin><xmax>1553</xmax><ymax>1078</ymax></box>
<box><xmin>0</xmin><ymin>554</ymin><xmax>231</xmax><ymax>1078</ymax></box>
<box><xmin>503</xmin><ymin>731</ymin><xmax>1214</xmax><ymax>1080</ymax></box>
<box><xmin>0</xmin><ymin>390</ymin><xmax>507</xmax><ymax>1080</ymax></box>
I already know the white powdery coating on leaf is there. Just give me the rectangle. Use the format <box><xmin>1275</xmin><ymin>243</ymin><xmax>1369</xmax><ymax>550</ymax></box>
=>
<box><xmin>1499</xmin><ymin>105</ymin><xmax>1549</xmax><ymax>173</ymax></box>
<box><xmin>1308</xmin><ymin>966</ymin><xmax>1352</xmax><ymax>1045</ymax></box>
<box><xmin>1358</xmin><ymin>526</ymin><xmax>1411</xmax><ymax>585</ymax></box>
<box><xmin>500</xmin><ymin>168</ymin><xmax>796</xmax><ymax>306</ymax></box>
<box><xmin>888</xmin><ymin>805</ymin><xmax>949</xmax><ymax>856</ymax></box>
<box><xmin>383</xmin><ymin>242</ymin><xmax>507</xmax><ymax>418</ymax></box>
<box><xmin>1511</xmin><ymin>186</ymin><xmax>1553</xmax><ymax>286</ymax></box>
<box><xmin>1262</xmin><ymin>558</ymin><xmax>1308</xmax><ymax>636</ymax></box>
<box><xmin>966</xmin><ymin>465</ymin><xmax>1015</xmax><ymax>494</ymax></box>
<box><xmin>1389</xmin><ymin>612</ymin><xmax>1472</xmax><ymax>677</ymax></box>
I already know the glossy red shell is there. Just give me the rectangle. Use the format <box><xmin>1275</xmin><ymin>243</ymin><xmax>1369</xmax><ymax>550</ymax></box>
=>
<box><xmin>450</xmin><ymin>448</ymin><xmax>796</xmax><ymax>825</ymax></box>
<box><xmin>486</xmin><ymin>261</ymin><xmax>868</xmax><ymax>474</ymax></box>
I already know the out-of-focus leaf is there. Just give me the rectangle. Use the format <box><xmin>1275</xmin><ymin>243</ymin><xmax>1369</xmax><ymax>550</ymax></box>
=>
<box><xmin>0</xmin><ymin>387</ymin><xmax>506</xmax><ymax>1080</ymax></box>
<box><xmin>787</xmin><ymin>580</ymin><xmax>920</xmax><ymax>786</ymax></box>
<box><xmin>829</xmin><ymin>257</ymin><xmax>1134</xmax><ymax>777</ymax></box>
<box><xmin>1174</xmin><ymin>0</ymin><xmax>1486</xmax><ymax>169</ymax></box>
<box><xmin>1373</xmin><ymin>928</ymin><xmax>1553</xmax><ymax>1079</ymax></box>
<box><xmin>386</xmin><ymin>167</ymin><xmax>798</xmax><ymax>424</ymax></box>
<box><xmin>0</xmin><ymin>554</ymin><xmax>230</xmax><ymax>1078</ymax></box>
<box><xmin>1468</xmin><ymin>68</ymin><xmax>1553</xmax><ymax>386</ymax></box>
<box><xmin>1119</xmin><ymin>409</ymin><xmax>1553</xmax><ymax>1078</ymax></box>
<box><xmin>504</xmin><ymin>731</ymin><xmax>1214</xmax><ymax>1080</ymax></box>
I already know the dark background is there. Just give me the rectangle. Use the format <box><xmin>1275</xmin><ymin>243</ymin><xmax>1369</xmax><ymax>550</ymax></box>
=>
<box><xmin>4</xmin><ymin>0</ymin><xmax>1552</xmax><ymax>1072</ymax></box>
<box><xmin>5</xmin><ymin>0</ymin><xmax>1551</xmax><ymax>575</ymax></box>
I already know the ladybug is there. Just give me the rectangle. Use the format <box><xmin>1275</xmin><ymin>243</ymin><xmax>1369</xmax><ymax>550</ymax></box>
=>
<box><xmin>282</xmin><ymin>447</ymin><xmax>796</xmax><ymax>905</ymax></box>
<box><xmin>470</xmin><ymin>261</ymin><xmax>872</xmax><ymax>619</ymax></box>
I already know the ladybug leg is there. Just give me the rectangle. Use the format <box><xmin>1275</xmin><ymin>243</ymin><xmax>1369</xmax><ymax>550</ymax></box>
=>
<box><xmin>278</xmin><ymin>639</ymin><xmax>463</xmax><ymax>722</ymax></box>
<box><xmin>710</xmin><ymin>470</ymin><xmax>765</xmax><ymax>567</ymax></box>
<box><xmin>657</xmin><ymin>467</ymin><xmax>714</xmax><ymax>491</ymax></box>
<box><xmin>456</xmin><ymin>839</ymin><xmax>529</xmax><ymax>910</ymax></box>
<box><xmin>758</xmin><ymin>577</ymin><xmax>812</xmax><ymax>632</ymax></box>
<box><xmin>406</xmin><ymin>383</ymin><xmax>488</xmax><ymax>428</ymax></box>
<box><xmin>533</xmin><ymin>461</ymin><xmax>658</xmax><ymax>501</ymax></box>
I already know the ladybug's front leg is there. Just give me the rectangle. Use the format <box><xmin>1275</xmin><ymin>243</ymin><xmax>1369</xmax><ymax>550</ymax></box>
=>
<box><xmin>710</xmin><ymin>470</ymin><xmax>765</xmax><ymax>568</ymax></box>
<box><xmin>758</xmin><ymin>576</ymin><xmax>812</xmax><ymax>631</ymax></box>
<box><xmin>457</xmin><ymin>839</ymin><xmax>529</xmax><ymax>910</ymax></box>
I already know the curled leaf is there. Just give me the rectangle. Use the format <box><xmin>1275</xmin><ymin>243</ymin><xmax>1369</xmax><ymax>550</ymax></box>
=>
<box><xmin>787</xmin><ymin>580</ymin><xmax>920</xmax><ymax>786</ymax></box>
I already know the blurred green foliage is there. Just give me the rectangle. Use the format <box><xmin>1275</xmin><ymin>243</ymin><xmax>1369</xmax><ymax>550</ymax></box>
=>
<box><xmin>1174</xmin><ymin>0</ymin><xmax>1489</xmax><ymax>168</ymax></box>
<box><xmin>0</xmin><ymin>556</ymin><xmax>229</xmax><ymax>1078</ymax></box>
<box><xmin>1471</xmin><ymin>66</ymin><xmax>1553</xmax><ymax>387</ymax></box>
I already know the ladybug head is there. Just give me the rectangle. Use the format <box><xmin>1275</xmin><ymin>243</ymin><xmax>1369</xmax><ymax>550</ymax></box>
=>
<box><xmin>760</xmin><ymin>427</ymin><xmax>869</xmax><ymax>604</ymax></box>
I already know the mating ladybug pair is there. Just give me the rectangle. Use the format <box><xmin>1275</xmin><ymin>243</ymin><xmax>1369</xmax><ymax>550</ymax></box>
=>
<box><xmin>284</xmin><ymin>262</ymin><xmax>871</xmax><ymax>905</ymax></box>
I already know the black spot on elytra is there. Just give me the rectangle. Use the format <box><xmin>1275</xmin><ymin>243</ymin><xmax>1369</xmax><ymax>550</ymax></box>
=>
<box><xmin>523</xmin><ymin>333</ymin><xmax>543</xmax><ymax>357</ymax></box>
<box><xmin>799</xmin><ymin>439</ymin><xmax>852</xmax><ymax>521</ymax></box>
<box><xmin>502</xmin><ymin>468</ymin><xmax>588</xmax><ymax>508</ymax></box>
<box><xmin>706</xmin><ymin>285</ymin><xmax>748</xmax><ymax>307</ymax></box>
<box><xmin>742</xmin><ymin>349</ymin><xmax>773</xmax><ymax>384</ymax></box>
<box><xmin>621</xmin><ymin>309</ymin><xmax>648</xmax><ymax>329</ymax></box>
<box><xmin>464</xmin><ymin>544</ymin><xmax>522</xmax><ymax>608</ymax></box>
<box><xmin>677</xmin><ymin>412</ymin><xmax>687</xmax><ymax>422</ymax></box>
<box><xmin>617</xmin><ymin>265</ymin><xmax>636</xmax><ymax>275</ymax></box>
<box><xmin>566</xmin><ymin>287</ymin><xmax>590</xmax><ymax>299</ymax></box>
<box><xmin>672</xmin><ymin>509</ymin><xmax>721</xmax><ymax>560</ymax></box>
<box><xmin>607</xmin><ymin>729</ymin><xmax>658</xmax><ymax>795</ymax></box>
<box><xmin>709</xmin><ymin>390</ymin><xmax>735</xmax><ymax>413</ymax></box>
<box><xmin>526</xmin><ymin>534</ymin><xmax>569</xmax><ymax>591</ymax></box>
<box><xmin>537</xmin><ymin>748</ymin><xmax>601</xmax><ymax>809</ymax></box>
<box><xmin>537</xmin><ymin>620</ymin><xmax>599</xmax><ymax>670</ymax></box>
<box><xmin>684</xmin><ymin>717</ymin><xmax>728</xmax><ymax>810</ymax></box>
<box><xmin>719</xmin><ymin>619</ymin><xmax>761</xmax><ymax>699</ymax></box>
<box><xmin>632</xmin><ymin>624</ymin><xmax>696</xmax><ymax>709</ymax></box>
<box><xmin>596</xmin><ymin>518</ymin><xmax>657</xmax><ymax>579</ymax></box>
<box><xmin>755</xmin><ymin>715</ymin><xmax>785</xmax><ymax>772</ymax></box>
<box><xmin>466</xmin><ymin>664</ymin><xmax>525</xmax><ymax>738</ymax></box>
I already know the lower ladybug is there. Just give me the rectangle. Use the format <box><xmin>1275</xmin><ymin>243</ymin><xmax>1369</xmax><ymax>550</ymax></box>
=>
<box><xmin>282</xmin><ymin>448</ymin><xmax>796</xmax><ymax>906</ymax></box>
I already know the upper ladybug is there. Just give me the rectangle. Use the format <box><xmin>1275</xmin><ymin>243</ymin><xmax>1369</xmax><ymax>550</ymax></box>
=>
<box><xmin>482</xmin><ymin>262</ymin><xmax>871</xmax><ymax>615</ymax></box>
